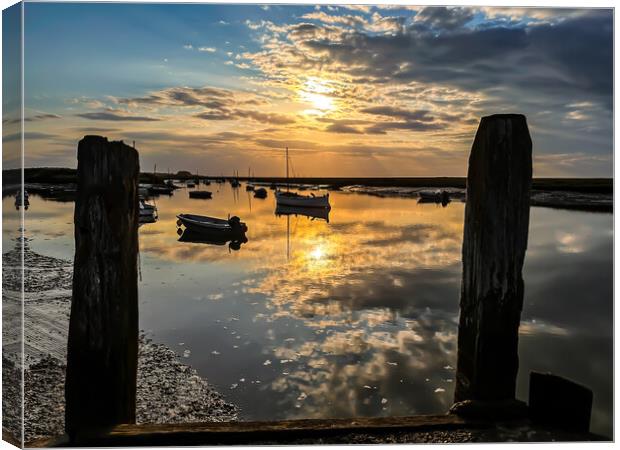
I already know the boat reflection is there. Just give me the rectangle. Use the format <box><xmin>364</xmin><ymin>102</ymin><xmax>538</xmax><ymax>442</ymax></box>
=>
<box><xmin>275</xmin><ymin>204</ymin><xmax>330</xmax><ymax>223</ymax></box>
<box><xmin>177</xmin><ymin>228</ymin><xmax>248</xmax><ymax>251</ymax></box>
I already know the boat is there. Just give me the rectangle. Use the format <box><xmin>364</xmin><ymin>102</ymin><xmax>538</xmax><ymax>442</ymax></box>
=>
<box><xmin>418</xmin><ymin>189</ymin><xmax>451</xmax><ymax>205</ymax></box>
<box><xmin>176</xmin><ymin>214</ymin><xmax>248</xmax><ymax>234</ymax></box>
<box><xmin>165</xmin><ymin>179</ymin><xmax>182</xmax><ymax>189</ymax></box>
<box><xmin>246</xmin><ymin>184</ymin><xmax>255</xmax><ymax>191</ymax></box>
<box><xmin>186</xmin><ymin>181</ymin><xmax>196</xmax><ymax>188</ymax></box>
<box><xmin>275</xmin><ymin>191</ymin><xmax>330</xmax><ymax>208</ymax></box>
<box><xmin>275</xmin><ymin>147</ymin><xmax>331</xmax><ymax>209</ymax></box>
<box><xmin>189</xmin><ymin>190</ymin><xmax>212</xmax><ymax>199</ymax></box>
<box><xmin>253</xmin><ymin>187</ymin><xmax>268</xmax><ymax>199</ymax></box>
<box><xmin>139</xmin><ymin>198</ymin><xmax>158</xmax><ymax>221</ymax></box>
<box><xmin>230</xmin><ymin>179</ymin><xmax>240</xmax><ymax>188</ymax></box>
<box><xmin>275</xmin><ymin>204</ymin><xmax>329</xmax><ymax>222</ymax></box>
<box><xmin>148</xmin><ymin>185</ymin><xmax>174</xmax><ymax>195</ymax></box>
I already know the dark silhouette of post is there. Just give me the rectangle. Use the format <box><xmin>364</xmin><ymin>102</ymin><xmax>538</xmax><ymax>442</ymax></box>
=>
<box><xmin>454</xmin><ymin>114</ymin><xmax>532</xmax><ymax>408</ymax></box>
<box><xmin>65</xmin><ymin>136</ymin><xmax>140</xmax><ymax>437</ymax></box>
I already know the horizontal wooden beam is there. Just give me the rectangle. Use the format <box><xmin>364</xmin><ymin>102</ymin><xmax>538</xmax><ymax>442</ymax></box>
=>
<box><xmin>28</xmin><ymin>414</ymin><xmax>485</xmax><ymax>447</ymax></box>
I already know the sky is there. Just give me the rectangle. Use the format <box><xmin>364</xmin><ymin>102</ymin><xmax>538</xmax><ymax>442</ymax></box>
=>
<box><xmin>2</xmin><ymin>3</ymin><xmax>614</xmax><ymax>177</ymax></box>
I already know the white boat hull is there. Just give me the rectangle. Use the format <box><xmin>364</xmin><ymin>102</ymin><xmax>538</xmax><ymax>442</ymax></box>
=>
<box><xmin>275</xmin><ymin>191</ymin><xmax>330</xmax><ymax>208</ymax></box>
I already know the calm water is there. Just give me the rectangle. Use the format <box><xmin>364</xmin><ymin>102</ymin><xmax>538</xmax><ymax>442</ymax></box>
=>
<box><xmin>4</xmin><ymin>183</ymin><xmax>613</xmax><ymax>436</ymax></box>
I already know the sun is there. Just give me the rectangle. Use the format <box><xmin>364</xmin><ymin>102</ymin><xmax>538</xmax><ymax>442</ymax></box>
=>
<box><xmin>299</xmin><ymin>77</ymin><xmax>335</xmax><ymax>115</ymax></box>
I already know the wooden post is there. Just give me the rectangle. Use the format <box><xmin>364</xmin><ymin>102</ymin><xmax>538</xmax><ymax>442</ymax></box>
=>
<box><xmin>453</xmin><ymin>114</ymin><xmax>532</xmax><ymax>409</ymax></box>
<box><xmin>65</xmin><ymin>136</ymin><xmax>140</xmax><ymax>437</ymax></box>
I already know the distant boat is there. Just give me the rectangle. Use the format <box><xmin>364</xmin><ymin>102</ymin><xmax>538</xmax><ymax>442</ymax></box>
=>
<box><xmin>275</xmin><ymin>147</ymin><xmax>330</xmax><ymax>209</ymax></box>
<box><xmin>230</xmin><ymin>179</ymin><xmax>240</xmax><ymax>188</ymax></box>
<box><xmin>176</xmin><ymin>214</ymin><xmax>248</xmax><ymax>234</ymax></box>
<box><xmin>246</xmin><ymin>184</ymin><xmax>255</xmax><ymax>191</ymax></box>
<box><xmin>275</xmin><ymin>204</ymin><xmax>329</xmax><ymax>222</ymax></box>
<box><xmin>418</xmin><ymin>189</ymin><xmax>450</xmax><ymax>205</ymax></box>
<box><xmin>253</xmin><ymin>187</ymin><xmax>267</xmax><ymax>198</ymax></box>
<box><xmin>187</xmin><ymin>181</ymin><xmax>196</xmax><ymax>188</ymax></box>
<box><xmin>165</xmin><ymin>179</ymin><xmax>182</xmax><ymax>189</ymax></box>
<box><xmin>189</xmin><ymin>191</ymin><xmax>212</xmax><ymax>199</ymax></box>
<box><xmin>148</xmin><ymin>185</ymin><xmax>174</xmax><ymax>195</ymax></box>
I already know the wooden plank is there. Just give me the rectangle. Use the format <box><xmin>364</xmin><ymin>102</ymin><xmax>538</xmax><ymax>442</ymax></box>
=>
<box><xmin>28</xmin><ymin>414</ymin><xmax>484</xmax><ymax>447</ymax></box>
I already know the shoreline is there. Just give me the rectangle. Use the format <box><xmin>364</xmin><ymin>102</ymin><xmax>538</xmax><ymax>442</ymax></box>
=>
<box><xmin>2</xmin><ymin>243</ymin><xmax>238</xmax><ymax>442</ymax></box>
<box><xmin>2</xmin><ymin>167</ymin><xmax>612</xmax><ymax>194</ymax></box>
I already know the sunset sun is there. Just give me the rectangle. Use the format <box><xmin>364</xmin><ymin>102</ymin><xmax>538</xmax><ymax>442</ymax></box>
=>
<box><xmin>299</xmin><ymin>77</ymin><xmax>335</xmax><ymax>115</ymax></box>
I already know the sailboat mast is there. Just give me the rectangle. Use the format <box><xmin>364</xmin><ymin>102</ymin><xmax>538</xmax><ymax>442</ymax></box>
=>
<box><xmin>286</xmin><ymin>146</ymin><xmax>289</xmax><ymax>192</ymax></box>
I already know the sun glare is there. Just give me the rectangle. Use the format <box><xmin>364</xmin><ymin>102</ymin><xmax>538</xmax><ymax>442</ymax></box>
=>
<box><xmin>309</xmin><ymin>245</ymin><xmax>325</xmax><ymax>261</ymax></box>
<box><xmin>299</xmin><ymin>78</ymin><xmax>335</xmax><ymax>115</ymax></box>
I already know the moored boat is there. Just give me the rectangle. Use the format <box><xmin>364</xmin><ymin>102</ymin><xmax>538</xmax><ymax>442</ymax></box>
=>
<box><xmin>253</xmin><ymin>187</ymin><xmax>268</xmax><ymax>198</ymax></box>
<box><xmin>275</xmin><ymin>147</ymin><xmax>331</xmax><ymax>209</ymax></box>
<box><xmin>176</xmin><ymin>214</ymin><xmax>248</xmax><ymax>234</ymax></box>
<box><xmin>275</xmin><ymin>190</ymin><xmax>330</xmax><ymax>208</ymax></box>
<box><xmin>139</xmin><ymin>198</ymin><xmax>158</xmax><ymax>222</ymax></box>
<box><xmin>148</xmin><ymin>185</ymin><xmax>174</xmax><ymax>195</ymax></box>
<box><xmin>418</xmin><ymin>189</ymin><xmax>450</xmax><ymax>205</ymax></box>
<box><xmin>189</xmin><ymin>190</ymin><xmax>212</xmax><ymax>199</ymax></box>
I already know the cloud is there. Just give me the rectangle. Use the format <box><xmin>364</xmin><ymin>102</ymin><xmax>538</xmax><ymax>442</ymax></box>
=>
<box><xmin>194</xmin><ymin>109</ymin><xmax>295</xmax><ymax>125</ymax></box>
<box><xmin>117</xmin><ymin>85</ymin><xmax>293</xmax><ymax>126</ymax></box>
<box><xmin>364</xmin><ymin>121</ymin><xmax>445</xmax><ymax>135</ymax></box>
<box><xmin>325</xmin><ymin>123</ymin><xmax>363</xmax><ymax>134</ymax></box>
<box><xmin>413</xmin><ymin>7</ymin><xmax>474</xmax><ymax>30</ymax></box>
<box><xmin>361</xmin><ymin>106</ymin><xmax>435</xmax><ymax>123</ymax></box>
<box><xmin>4</xmin><ymin>132</ymin><xmax>58</xmax><ymax>142</ymax></box>
<box><xmin>76</xmin><ymin>110</ymin><xmax>160</xmax><ymax>121</ymax></box>
<box><xmin>3</xmin><ymin>113</ymin><xmax>62</xmax><ymax>125</ymax></box>
<box><xmin>198</xmin><ymin>46</ymin><xmax>216</xmax><ymax>53</ymax></box>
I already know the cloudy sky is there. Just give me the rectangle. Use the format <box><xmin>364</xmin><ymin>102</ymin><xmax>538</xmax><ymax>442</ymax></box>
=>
<box><xmin>3</xmin><ymin>3</ymin><xmax>613</xmax><ymax>177</ymax></box>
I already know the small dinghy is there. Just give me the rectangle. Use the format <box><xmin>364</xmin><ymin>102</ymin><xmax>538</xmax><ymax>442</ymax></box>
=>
<box><xmin>253</xmin><ymin>187</ymin><xmax>268</xmax><ymax>198</ymax></box>
<box><xmin>189</xmin><ymin>191</ymin><xmax>212</xmax><ymax>199</ymax></box>
<box><xmin>176</xmin><ymin>214</ymin><xmax>248</xmax><ymax>234</ymax></box>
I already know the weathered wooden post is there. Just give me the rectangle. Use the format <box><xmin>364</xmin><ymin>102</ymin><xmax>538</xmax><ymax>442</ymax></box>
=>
<box><xmin>65</xmin><ymin>136</ymin><xmax>140</xmax><ymax>437</ymax></box>
<box><xmin>452</xmin><ymin>114</ymin><xmax>532</xmax><ymax>415</ymax></box>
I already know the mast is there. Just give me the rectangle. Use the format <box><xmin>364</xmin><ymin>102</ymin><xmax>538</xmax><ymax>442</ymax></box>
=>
<box><xmin>286</xmin><ymin>146</ymin><xmax>289</xmax><ymax>192</ymax></box>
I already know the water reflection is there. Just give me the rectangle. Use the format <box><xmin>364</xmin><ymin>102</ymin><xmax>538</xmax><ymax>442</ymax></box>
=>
<box><xmin>275</xmin><ymin>204</ymin><xmax>330</xmax><ymax>223</ymax></box>
<box><xmin>3</xmin><ymin>184</ymin><xmax>612</xmax><ymax>436</ymax></box>
<box><xmin>178</xmin><ymin>228</ymin><xmax>248</xmax><ymax>252</ymax></box>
